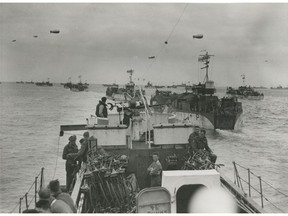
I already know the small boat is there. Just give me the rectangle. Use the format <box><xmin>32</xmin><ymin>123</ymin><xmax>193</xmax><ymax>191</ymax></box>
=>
<box><xmin>103</xmin><ymin>83</ymin><xmax>119</xmax><ymax>87</ymax></box>
<box><xmin>106</xmin><ymin>69</ymin><xmax>145</xmax><ymax>102</ymax></box>
<box><xmin>144</xmin><ymin>81</ymin><xmax>153</xmax><ymax>88</ymax></box>
<box><xmin>25</xmin><ymin>81</ymin><xmax>34</xmax><ymax>84</ymax></box>
<box><xmin>270</xmin><ymin>85</ymin><xmax>288</xmax><ymax>90</ymax></box>
<box><xmin>69</xmin><ymin>83</ymin><xmax>89</xmax><ymax>92</ymax></box>
<box><xmin>64</xmin><ymin>76</ymin><xmax>89</xmax><ymax>92</ymax></box>
<box><xmin>35</xmin><ymin>78</ymin><xmax>53</xmax><ymax>86</ymax></box>
<box><xmin>226</xmin><ymin>75</ymin><xmax>264</xmax><ymax>100</ymax></box>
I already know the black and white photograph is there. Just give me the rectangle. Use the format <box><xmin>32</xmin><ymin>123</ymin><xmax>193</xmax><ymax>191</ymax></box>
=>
<box><xmin>1</xmin><ymin>1</ymin><xmax>288</xmax><ymax>213</ymax></box>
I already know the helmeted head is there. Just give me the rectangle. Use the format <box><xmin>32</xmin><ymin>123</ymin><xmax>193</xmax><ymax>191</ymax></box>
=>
<box><xmin>101</xmin><ymin>97</ymin><xmax>107</xmax><ymax>103</ymax></box>
<box><xmin>48</xmin><ymin>179</ymin><xmax>61</xmax><ymax>196</ymax></box>
<box><xmin>38</xmin><ymin>188</ymin><xmax>51</xmax><ymax>200</ymax></box>
<box><xmin>200</xmin><ymin>128</ymin><xmax>206</xmax><ymax>137</ymax></box>
<box><xmin>35</xmin><ymin>200</ymin><xmax>51</xmax><ymax>213</ymax></box>
<box><xmin>83</xmin><ymin>131</ymin><xmax>89</xmax><ymax>139</ymax></box>
<box><xmin>69</xmin><ymin>135</ymin><xmax>76</xmax><ymax>142</ymax></box>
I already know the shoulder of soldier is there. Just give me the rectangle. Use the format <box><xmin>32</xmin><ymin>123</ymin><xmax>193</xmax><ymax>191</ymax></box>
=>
<box><xmin>51</xmin><ymin>199</ymin><xmax>73</xmax><ymax>213</ymax></box>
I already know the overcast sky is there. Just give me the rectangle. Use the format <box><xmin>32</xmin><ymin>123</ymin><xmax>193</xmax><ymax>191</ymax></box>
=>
<box><xmin>1</xmin><ymin>3</ymin><xmax>288</xmax><ymax>87</ymax></box>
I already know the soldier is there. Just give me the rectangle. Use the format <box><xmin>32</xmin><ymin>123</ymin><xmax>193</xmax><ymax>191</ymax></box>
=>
<box><xmin>147</xmin><ymin>152</ymin><xmax>162</xmax><ymax>187</ymax></box>
<box><xmin>73</xmin><ymin>131</ymin><xmax>89</xmax><ymax>163</ymax></box>
<box><xmin>62</xmin><ymin>135</ymin><xmax>78</xmax><ymax>192</ymax></box>
<box><xmin>96</xmin><ymin>97</ymin><xmax>108</xmax><ymax>118</ymax></box>
<box><xmin>188</xmin><ymin>126</ymin><xmax>200</xmax><ymax>154</ymax></box>
<box><xmin>197</xmin><ymin>129</ymin><xmax>217</xmax><ymax>163</ymax></box>
<box><xmin>48</xmin><ymin>179</ymin><xmax>77</xmax><ymax>213</ymax></box>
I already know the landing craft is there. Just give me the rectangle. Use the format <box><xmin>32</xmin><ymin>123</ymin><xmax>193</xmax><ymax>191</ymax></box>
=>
<box><xmin>193</xmin><ymin>34</ymin><xmax>203</xmax><ymax>39</ymax></box>
<box><xmin>50</xmin><ymin>30</ymin><xmax>60</xmax><ymax>34</ymax></box>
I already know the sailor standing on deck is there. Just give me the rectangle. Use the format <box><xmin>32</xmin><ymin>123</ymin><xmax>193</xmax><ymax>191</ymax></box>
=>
<box><xmin>62</xmin><ymin>135</ymin><xmax>78</xmax><ymax>192</ymax></box>
<box><xmin>147</xmin><ymin>152</ymin><xmax>162</xmax><ymax>187</ymax></box>
<box><xmin>74</xmin><ymin>131</ymin><xmax>89</xmax><ymax>165</ymax></box>
<box><xmin>96</xmin><ymin>97</ymin><xmax>108</xmax><ymax>118</ymax></box>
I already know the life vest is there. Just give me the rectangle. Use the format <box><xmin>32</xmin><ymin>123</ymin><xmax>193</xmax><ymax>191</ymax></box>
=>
<box><xmin>96</xmin><ymin>101</ymin><xmax>108</xmax><ymax>117</ymax></box>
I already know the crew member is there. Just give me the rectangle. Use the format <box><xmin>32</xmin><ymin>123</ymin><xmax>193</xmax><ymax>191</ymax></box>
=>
<box><xmin>75</xmin><ymin>131</ymin><xmax>89</xmax><ymax>164</ymax></box>
<box><xmin>147</xmin><ymin>152</ymin><xmax>162</xmax><ymax>187</ymax></box>
<box><xmin>197</xmin><ymin>129</ymin><xmax>217</xmax><ymax>163</ymax></box>
<box><xmin>96</xmin><ymin>97</ymin><xmax>108</xmax><ymax>118</ymax></box>
<box><xmin>122</xmin><ymin>109</ymin><xmax>133</xmax><ymax>127</ymax></box>
<box><xmin>48</xmin><ymin>179</ymin><xmax>77</xmax><ymax>213</ymax></box>
<box><xmin>188</xmin><ymin>126</ymin><xmax>200</xmax><ymax>154</ymax></box>
<box><xmin>62</xmin><ymin>135</ymin><xmax>78</xmax><ymax>192</ymax></box>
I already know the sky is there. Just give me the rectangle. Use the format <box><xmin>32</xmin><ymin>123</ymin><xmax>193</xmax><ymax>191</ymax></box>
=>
<box><xmin>0</xmin><ymin>3</ymin><xmax>288</xmax><ymax>87</ymax></box>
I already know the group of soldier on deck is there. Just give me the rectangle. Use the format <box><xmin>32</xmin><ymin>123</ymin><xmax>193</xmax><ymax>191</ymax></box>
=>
<box><xmin>62</xmin><ymin>96</ymin><xmax>217</xmax><ymax>192</ymax></box>
<box><xmin>62</xmin><ymin>125</ymin><xmax>216</xmax><ymax>192</ymax></box>
<box><xmin>62</xmin><ymin>131</ymin><xmax>90</xmax><ymax>192</ymax></box>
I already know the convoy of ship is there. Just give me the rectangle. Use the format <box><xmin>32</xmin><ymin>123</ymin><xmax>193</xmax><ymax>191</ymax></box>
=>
<box><xmin>11</xmin><ymin>51</ymin><xmax>286</xmax><ymax>213</ymax></box>
<box><xmin>56</xmin><ymin>104</ymin><xmax>264</xmax><ymax>213</ymax></box>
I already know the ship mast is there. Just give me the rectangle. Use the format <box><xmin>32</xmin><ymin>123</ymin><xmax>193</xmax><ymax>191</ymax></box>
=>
<box><xmin>127</xmin><ymin>69</ymin><xmax>134</xmax><ymax>84</ymax></box>
<box><xmin>241</xmin><ymin>74</ymin><xmax>246</xmax><ymax>86</ymax></box>
<box><xmin>199</xmin><ymin>51</ymin><xmax>214</xmax><ymax>83</ymax></box>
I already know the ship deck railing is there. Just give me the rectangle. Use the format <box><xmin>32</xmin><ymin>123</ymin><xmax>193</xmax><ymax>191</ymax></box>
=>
<box><xmin>233</xmin><ymin>161</ymin><xmax>288</xmax><ymax>213</ymax></box>
<box><xmin>10</xmin><ymin>168</ymin><xmax>45</xmax><ymax>213</ymax></box>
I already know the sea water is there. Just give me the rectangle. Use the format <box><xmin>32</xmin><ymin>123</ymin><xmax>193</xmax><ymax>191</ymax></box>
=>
<box><xmin>0</xmin><ymin>83</ymin><xmax>287</xmax><ymax>213</ymax></box>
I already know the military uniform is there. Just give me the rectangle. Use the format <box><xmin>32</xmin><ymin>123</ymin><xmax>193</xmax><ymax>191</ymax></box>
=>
<box><xmin>188</xmin><ymin>131</ymin><xmax>199</xmax><ymax>154</ymax></box>
<box><xmin>75</xmin><ymin>138</ymin><xmax>88</xmax><ymax>163</ymax></box>
<box><xmin>148</xmin><ymin>160</ymin><xmax>162</xmax><ymax>187</ymax></box>
<box><xmin>196</xmin><ymin>136</ymin><xmax>217</xmax><ymax>163</ymax></box>
<box><xmin>96</xmin><ymin>100</ymin><xmax>108</xmax><ymax>117</ymax></box>
<box><xmin>62</xmin><ymin>139</ymin><xmax>78</xmax><ymax>192</ymax></box>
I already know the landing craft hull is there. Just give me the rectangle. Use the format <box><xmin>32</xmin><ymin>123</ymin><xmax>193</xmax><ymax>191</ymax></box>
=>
<box><xmin>246</xmin><ymin>95</ymin><xmax>264</xmax><ymax>100</ymax></box>
<box><xmin>227</xmin><ymin>94</ymin><xmax>264</xmax><ymax>100</ymax></box>
<box><xmin>150</xmin><ymin>91</ymin><xmax>243</xmax><ymax>130</ymax></box>
<box><xmin>173</xmin><ymin>111</ymin><xmax>242</xmax><ymax>130</ymax></box>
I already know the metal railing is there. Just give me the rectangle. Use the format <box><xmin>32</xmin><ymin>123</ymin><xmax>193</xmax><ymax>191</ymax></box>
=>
<box><xmin>233</xmin><ymin>162</ymin><xmax>287</xmax><ymax>213</ymax></box>
<box><xmin>10</xmin><ymin>168</ymin><xmax>45</xmax><ymax>213</ymax></box>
